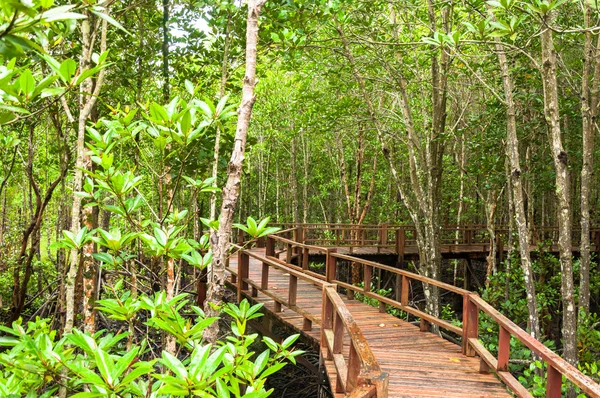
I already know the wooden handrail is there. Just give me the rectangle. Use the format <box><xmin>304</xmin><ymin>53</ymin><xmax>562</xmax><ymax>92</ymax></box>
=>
<box><xmin>231</xmin><ymin>228</ymin><xmax>600</xmax><ymax>397</ymax></box>
<box><xmin>322</xmin><ymin>284</ymin><xmax>388</xmax><ymax>397</ymax></box>
<box><xmin>467</xmin><ymin>294</ymin><xmax>600</xmax><ymax>397</ymax></box>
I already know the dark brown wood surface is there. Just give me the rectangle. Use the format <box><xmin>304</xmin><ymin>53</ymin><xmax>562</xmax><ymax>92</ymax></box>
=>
<box><xmin>228</xmin><ymin>247</ymin><xmax>512</xmax><ymax>397</ymax></box>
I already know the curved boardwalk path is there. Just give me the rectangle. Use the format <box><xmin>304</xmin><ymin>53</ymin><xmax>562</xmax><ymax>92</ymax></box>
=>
<box><xmin>229</xmin><ymin>247</ymin><xmax>509</xmax><ymax>397</ymax></box>
<box><xmin>225</xmin><ymin>227</ymin><xmax>600</xmax><ymax>398</ymax></box>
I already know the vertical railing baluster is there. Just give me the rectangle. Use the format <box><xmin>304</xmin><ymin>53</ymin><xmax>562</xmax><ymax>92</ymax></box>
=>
<box><xmin>289</xmin><ymin>274</ymin><xmax>297</xmax><ymax>307</ymax></box>
<box><xmin>400</xmin><ymin>275</ymin><xmax>409</xmax><ymax>306</ymax></box>
<box><xmin>546</xmin><ymin>365</ymin><xmax>561</xmax><ymax>398</ymax></box>
<box><xmin>497</xmin><ymin>326</ymin><xmax>510</xmax><ymax>371</ymax></box>
<box><xmin>462</xmin><ymin>294</ymin><xmax>479</xmax><ymax>356</ymax></box>
<box><xmin>302</xmin><ymin>247</ymin><xmax>309</xmax><ymax>271</ymax></box>
<box><xmin>364</xmin><ymin>264</ymin><xmax>372</xmax><ymax>293</ymax></box>
<box><xmin>346</xmin><ymin>342</ymin><xmax>360</xmax><ymax>392</ymax></box>
<box><xmin>326</xmin><ymin>249</ymin><xmax>337</xmax><ymax>283</ymax></box>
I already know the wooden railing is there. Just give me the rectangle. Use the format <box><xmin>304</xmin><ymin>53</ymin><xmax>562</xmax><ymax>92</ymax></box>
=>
<box><xmin>322</xmin><ymin>284</ymin><xmax>388</xmax><ymax>397</ymax></box>
<box><xmin>279</xmin><ymin>223</ymin><xmax>600</xmax><ymax>259</ymax></box>
<box><xmin>327</xmin><ymin>251</ymin><xmax>467</xmax><ymax>336</ymax></box>
<box><xmin>464</xmin><ymin>294</ymin><xmax>600</xmax><ymax>397</ymax></box>
<box><xmin>230</xmin><ymin>230</ymin><xmax>389</xmax><ymax>397</ymax></box>
<box><xmin>230</xmin><ymin>227</ymin><xmax>600</xmax><ymax>398</ymax></box>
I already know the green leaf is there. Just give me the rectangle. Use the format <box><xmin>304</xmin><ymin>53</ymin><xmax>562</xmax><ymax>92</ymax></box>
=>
<box><xmin>19</xmin><ymin>69</ymin><xmax>35</xmax><ymax>97</ymax></box>
<box><xmin>160</xmin><ymin>351</ymin><xmax>188</xmax><ymax>379</ymax></box>
<box><xmin>90</xmin><ymin>7</ymin><xmax>131</xmax><ymax>35</ymax></box>
<box><xmin>95</xmin><ymin>348</ymin><xmax>114</xmax><ymax>386</ymax></box>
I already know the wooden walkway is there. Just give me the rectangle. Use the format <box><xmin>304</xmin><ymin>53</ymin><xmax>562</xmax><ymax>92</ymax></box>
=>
<box><xmin>230</xmin><ymin>248</ymin><xmax>510</xmax><ymax>397</ymax></box>
<box><xmin>227</xmin><ymin>229</ymin><xmax>600</xmax><ymax>398</ymax></box>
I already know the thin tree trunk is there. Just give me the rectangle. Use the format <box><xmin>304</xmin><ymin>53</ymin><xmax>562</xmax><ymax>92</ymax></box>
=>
<box><xmin>203</xmin><ymin>0</ymin><xmax>267</xmax><ymax>343</ymax></box>
<box><xmin>64</xmin><ymin>13</ymin><xmax>108</xmax><ymax>337</ymax></box>
<box><xmin>162</xmin><ymin>0</ymin><xmax>169</xmax><ymax>103</ymax></box>
<box><xmin>541</xmin><ymin>11</ymin><xmax>576</xmax><ymax>367</ymax></box>
<box><xmin>579</xmin><ymin>8</ymin><xmax>599</xmax><ymax>319</ymax></box>
<box><xmin>488</xmin><ymin>5</ymin><xmax>540</xmax><ymax>339</ymax></box>
<box><xmin>210</xmin><ymin>9</ymin><xmax>233</xmax><ymax>220</ymax></box>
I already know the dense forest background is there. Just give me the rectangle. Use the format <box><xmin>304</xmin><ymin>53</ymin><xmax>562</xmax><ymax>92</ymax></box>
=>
<box><xmin>2</xmin><ymin>0</ymin><xmax>600</xmax><ymax>396</ymax></box>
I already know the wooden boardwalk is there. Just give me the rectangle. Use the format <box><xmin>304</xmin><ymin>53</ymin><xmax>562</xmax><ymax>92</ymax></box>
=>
<box><xmin>226</xmin><ymin>229</ymin><xmax>600</xmax><ymax>398</ymax></box>
<box><xmin>230</xmin><ymin>248</ymin><xmax>510</xmax><ymax>397</ymax></box>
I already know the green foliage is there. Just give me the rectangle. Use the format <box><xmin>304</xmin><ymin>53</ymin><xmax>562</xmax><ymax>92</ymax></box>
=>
<box><xmin>0</xmin><ymin>298</ymin><xmax>302</xmax><ymax>397</ymax></box>
<box><xmin>234</xmin><ymin>216</ymin><xmax>281</xmax><ymax>239</ymax></box>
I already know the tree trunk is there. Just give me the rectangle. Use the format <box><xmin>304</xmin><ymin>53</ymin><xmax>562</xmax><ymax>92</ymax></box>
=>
<box><xmin>541</xmin><ymin>11</ymin><xmax>576</xmax><ymax>367</ymax></box>
<box><xmin>488</xmin><ymin>5</ymin><xmax>540</xmax><ymax>339</ymax></box>
<box><xmin>579</xmin><ymin>6</ymin><xmax>599</xmax><ymax>319</ymax></box>
<box><xmin>203</xmin><ymin>0</ymin><xmax>267</xmax><ymax>343</ymax></box>
<box><xmin>210</xmin><ymin>9</ymin><xmax>233</xmax><ymax>220</ymax></box>
<box><xmin>162</xmin><ymin>0</ymin><xmax>169</xmax><ymax>103</ymax></box>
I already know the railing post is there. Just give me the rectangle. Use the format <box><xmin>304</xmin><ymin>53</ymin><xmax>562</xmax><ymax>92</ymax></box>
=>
<box><xmin>237</xmin><ymin>251</ymin><xmax>249</xmax><ymax>303</ymax></box>
<box><xmin>294</xmin><ymin>226</ymin><xmax>303</xmax><ymax>255</ymax></box>
<box><xmin>546</xmin><ymin>365</ymin><xmax>562</xmax><ymax>398</ymax></box>
<box><xmin>462</xmin><ymin>294</ymin><xmax>479</xmax><ymax>356</ymax></box>
<box><xmin>326</xmin><ymin>249</ymin><xmax>337</xmax><ymax>283</ymax></box>
<box><xmin>302</xmin><ymin>247</ymin><xmax>309</xmax><ymax>271</ymax></box>
<box><xmin>497</xmin><ymin>326</ymin><xmax>510</xmax><ymax>371</ymax></box>
<box><xmin>256</xmin><ymin>236</ymin><xmax>265</xmax><ymax>248</ymax></box>
<box><xmin>396</xmin><ymin>227</ymin><xmax>405</xmax><ymax>268</ymax></box>
<box><xmin>347</xmin><ymin>342</ymin><xmax>360</xmax><ymax>392</ymax></box>
<box><xmin>400</xmin><ymin>275</ymin><xmax>409</xmax><ymax>306</ymax></box>
<box><xmin>289</xmin><ymin>274</ymin><xmax>297</xmax><ymax>307</ymax></box>
<box><xmin>321</xmin><ymin>285</ymin><xmax>334</xmax><ymax>353</ymax></box>
<box><xmin>237</xmin><ymin>229</ymin><xmax>245</xmax><ymax>245</ymax></box>
<box><xmin>286</xmin><ymin>243</ymin><xmax>292</xmax><ymax>264</ymax></box>
<box><xmin>380</xmin><ymin>223</ymin><xmax>388</xmax><ymax>246</ymax></box>
<box><xmin>266</xmin><ymin>236</ymin><xmax>275</xmax><ymax>257</ymax></box>
<box><xmin>364</xmin><ymin>264</ymin><xmax>372</xmax><ymax>293</ymax></box>
<box><xmin>465</xmin><ymin>229</ymin><xmax>472</xmax><ymax>245</ymax></box>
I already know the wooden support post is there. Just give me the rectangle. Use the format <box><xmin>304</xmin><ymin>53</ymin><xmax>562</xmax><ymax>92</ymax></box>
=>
<box><xmin>333</xmin><ymin>312</ymin><xmax>344</xmax><ymax>354</ymax></box>
<box><xmin>479</xmin><ymin>358</ymin><xmax>490</xmax><ymax>374</ymax></box>
<box><xmin>321</xmin><ymin>286</ymin><xmax>334</xmax><ymax>351</ymax></box>
<box><xmin>237</xmin><ymin>229</ymin><xmax>245</xmax><ymax>245</ymax></box>
<box><xmin>419</xmin><ymin>318</ymin><xmax>430</xmax><ymax>332</ymax></box>
<box><xmin>251</xmin><ymin>286</ymin><xmax>258</xmax><ymax>297</ymax></box>
<box><xmin>237</xmin><ymin>251</ymin><xmax>249</xmax><ymax>303</ymax></box>
<box><xmin>294</xmin><ymin>226</ymin><xmax>303</xmax><ymax>254</ymax></box>
<box><xmin>462</xmin><ymin>294</ymin><xmax>479</xmax><ymax>356</ymax></box>
<box><xmin>286</xmin><ymin>243</ymin><xmax>292</xmax><ymax>264</ymax></box>
<box><xmin>257</xmin><ymin>236</ymin><xmax>265</xmax><ymax>248</ymax></box>
<box><xmin>400</xmin><ymin>275</ymin><xmax>409</xmax><ymax>306</ymax></box>
<box><xmin>302</xmin><ymin>247</ymin><xmax>309</xmax><ymax>271</ymax></box>
<box><xmin>347</xmin><ymin>343</ymin><xmax>360</xmax><ymax>392</ymax></box>
<box><xmin>274</xmin><ymin>300</ymin><xmax>282</xmax><ymax>313</ymax></box>
<box><xmin>379</xmin><ymin>301</ymin><xmax>386</xmax><ymax>313</ymax></box>
<box><xmin>364</xmin><ymin>264</ymin><xmax>372</xmax><ymax>293</ymax></box>
<box><xmin>303</xmin><ymin>317</ymin><xmax>312</xmax><ymax>331</ymax></box>
<box><xmin>266</xmin><ymin>236</ymin><xmax>275</xmax><ymax>257</ymax></box>
<box><xmin>396</xmin><ymin>228</ymin><xmax>405</xmax><ymax>268</ymax></box>
<box><xmin>326</xmin><ymin>249</ymin><xmax>337</xmax><ymax>282</ymax></box>
<box><xmin>361</xmin><ymin>228</ymin><xmax>365</xmax><ymax>246</ymax></box>
<box><xmin>595</xmin><ymin>229</ymin><xmax>600</xmax><ymax>254</ymax></box>
<box><xmin>261</xmin><ymin>260</ymin><xmax>269</xmax><ymax>291</ymax></box>
<box><xmin>546</xmin><ymin>365</ymin><xmax>562</xmax><ymax>398</ymax></box>
<box><xmin>465</xmin><ymin>229</ymin><xmax>472</xmax><ymax>245</ymax></box>
<box><xmin>380</xmin><ymin>223</ymin><xmax>388</xmax><ymax>246</ymax></box>
<box><xmin>497</xmin><ymin>326</ymin><xmax>510</xmax><ymax>371</ymax></box>
<box><xmin>289</xmin><ymin>274</ymin><xmax>297</xmax><ymax>306</ymax></box>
